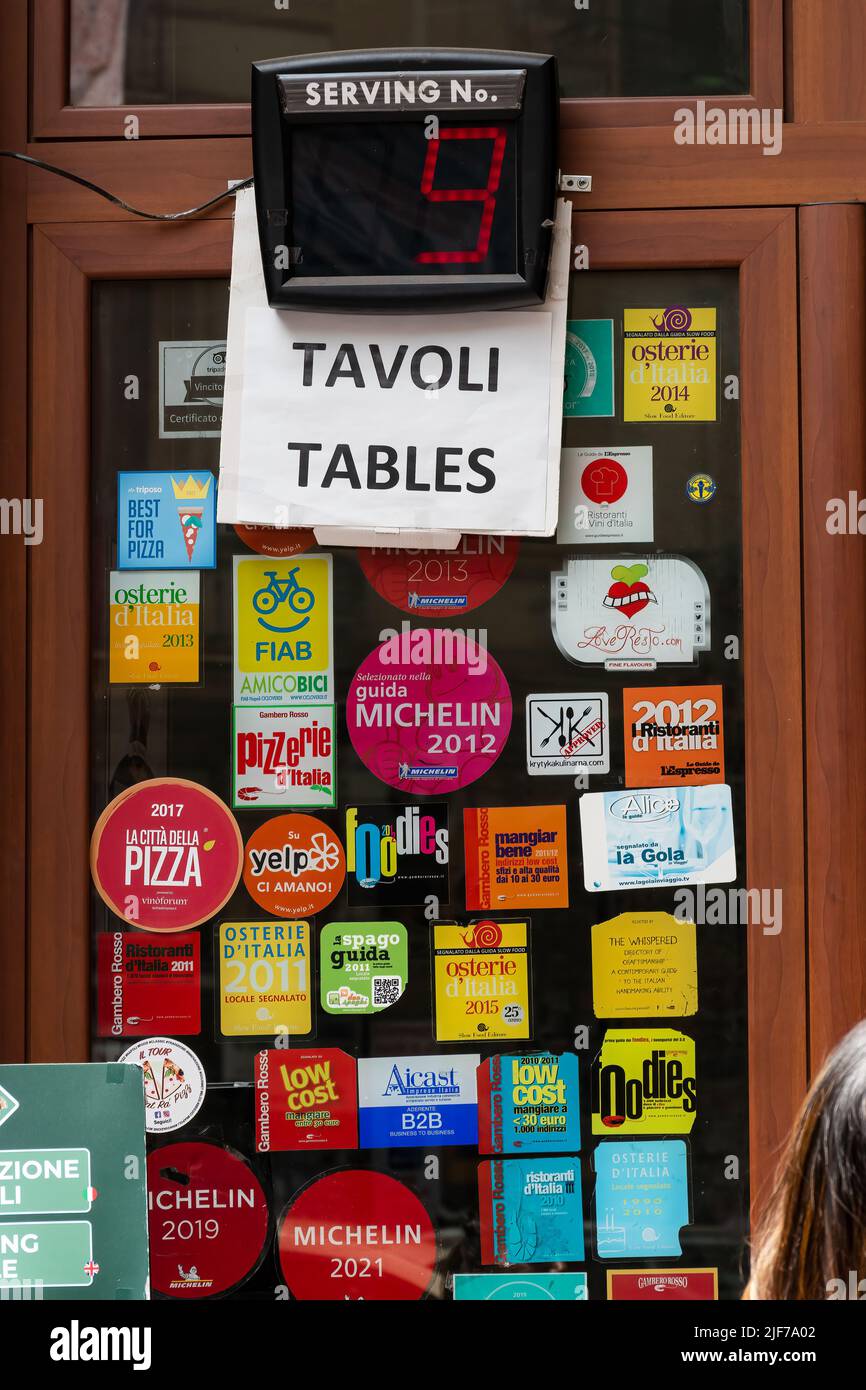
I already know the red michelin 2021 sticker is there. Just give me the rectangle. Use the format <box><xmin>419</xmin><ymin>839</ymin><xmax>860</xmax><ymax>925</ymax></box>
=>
<box><xmin>90</xmin><ymin>778</ymin><xmax>243</xmax><ymax>932</ymax></box>
<box><xmin>147</xmin><ymin>1142</ymin><xmax>269</xmax><ymax>1298</ymax></box>
<box><xmin>358</xmin><ymin>536</ymin><xmax>519</xmax><ymax>615</ymax></box>
<box><xmin>346</xmin><ymin>626</ymin><xmax>512</xmax><ymax>795</ymax></box>
<box><xmin>278</xmin><ymin>1169</ymin><xmax>436</xmax><ymax>1300</ymax></box>
<box><xmin>243</xmin><ymin>813</ymin><xmax>346</xmax><ymax>918</ymax></box>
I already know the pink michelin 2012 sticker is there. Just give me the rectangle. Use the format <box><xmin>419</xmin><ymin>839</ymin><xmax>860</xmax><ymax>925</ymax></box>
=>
<box><xmin>346</xmin><ymin>625</ymin><xmax>512</xmax><ymax>795</ymax></box>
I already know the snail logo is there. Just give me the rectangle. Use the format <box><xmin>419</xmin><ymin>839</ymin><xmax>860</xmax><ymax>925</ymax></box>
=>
<box><xmin>603</xmin><ymin>563</ymin><xmax>657</xmax><ymax>619</ymax></box>
<box><xmin>461</xmin><ymin>920</ymin><xmax>503</xmax><ymax>948</ymax></box>
<box><xmin>650</xmin><ymin>306</ymin><xmax>692</xmax><ymax>335</ymax></box>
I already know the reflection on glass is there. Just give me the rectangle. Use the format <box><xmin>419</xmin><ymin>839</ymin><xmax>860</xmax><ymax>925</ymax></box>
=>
<box><xmin>70</xmin><ymin>0</ymin><xmax>749</xmax><ymax>107</ymax></box>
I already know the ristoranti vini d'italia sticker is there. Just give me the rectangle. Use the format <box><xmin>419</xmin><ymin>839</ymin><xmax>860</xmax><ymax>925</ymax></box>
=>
<box><xmin>147</xmin><ymin>1142</ymin><xmax>268</xmax><ymax>1298</ymax></box>
<box><xmin>109</xmin><ymin>571</ymin><xmax>200</xmax><ymax>684</ymax></box>
<box><xmin>232</xmin><ymin>705</ymin><xmax>336</xmax><ymax>809</ymax></box>
<box><xmin>357</xmin><ymin>535</ymin><xmax>519</xmax><ymax>614</ymax></box>
<box><xmin>346</xmin><ymin>625</ymin><xmax>512</xmax><ymax>795</ymax></box>
<box><xmin>623</xmin><ymin>307</ymin><xmax>717</xmax><ymax>423</ymax></box>
<box><xmin>551</xmin><ymin>556</ymin><xmax>710</xmax><ymax>671</ymax></box>
<box><xmin>233</xmin><ymin>553</ymin><xmax>333</xmax><ymax>707</ymax></box>
<box><xmin>90</xmin><ymin>779</ymin><xmax>243</xmax><ymax>932</ymax></box>
<box><xmin>278</xmin><ymin>1169</ymin><xmax>436</xmax><ymax>1301</ymax></box>
<box><xmin>118</xmin><ymin>1037</ymin><xmax>206</xmax><ymax>1133</ymax></box>
<box><xmin>525</xmin><ymin>693</ymin><xmax>609</xmax><ymax>776</ymax></box>
<box><xmin>557</xmin><ymin>447</ymin><xmax>653</xmax><ymax>545</ymax></box>
<box><xmin>242</xmin><ymin>814</ymin><xmax>345</xmax><ymax>918</ymax></box>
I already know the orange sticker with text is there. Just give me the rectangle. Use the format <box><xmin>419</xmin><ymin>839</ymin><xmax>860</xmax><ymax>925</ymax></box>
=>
<box><xmin>243</xmin><ymin>813</ymin><xmax>345</xmax><ymax>918</ymax></box>
<box><xmin>623</xmin><ymin>685</ymin><xmax>725</xmax><ymax>786</ymax></box>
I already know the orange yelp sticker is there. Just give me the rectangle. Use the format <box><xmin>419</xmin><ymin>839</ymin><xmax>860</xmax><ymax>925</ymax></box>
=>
<box><xmin>243</xmin><ymin>814</ymin><xmax>345</xmax><ymax>918</ymax></box>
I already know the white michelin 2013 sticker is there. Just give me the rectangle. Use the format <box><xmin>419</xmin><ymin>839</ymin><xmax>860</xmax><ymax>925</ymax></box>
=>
<box><xmin>551</xmin><ymin>555</ymin><xmax>710</xmax><ymax>671</ymax></box>
<box><xmin>525</xmin><ymin>693</ymin><xmax>610</xmax><ymax>776</ymax></box>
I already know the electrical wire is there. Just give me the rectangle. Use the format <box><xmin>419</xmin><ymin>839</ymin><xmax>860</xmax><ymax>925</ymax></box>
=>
<box><xmin>0</xmin><ymin>149</ymin><xmax>253</xmax><ymax>220</ymax></box>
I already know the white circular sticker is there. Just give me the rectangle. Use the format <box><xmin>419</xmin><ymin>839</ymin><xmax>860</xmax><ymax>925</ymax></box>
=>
<box><xmin>118</xmin><ymin>1037</ymin><xmax>206</xmax><ymax>1134</ymax></box>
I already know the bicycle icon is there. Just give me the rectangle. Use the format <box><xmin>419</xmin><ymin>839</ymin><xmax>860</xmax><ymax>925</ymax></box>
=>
<box><xmin>252</xmin><ymin>567</ymin><xmax>315</xmax><ymax>632</ymax></box>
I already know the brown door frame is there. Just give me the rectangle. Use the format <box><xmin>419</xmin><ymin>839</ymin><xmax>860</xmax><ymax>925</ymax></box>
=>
<box><xmin>27</xmin><ymin>208</ymin><xmax>806</xmax><ymax>1224</ymax></box>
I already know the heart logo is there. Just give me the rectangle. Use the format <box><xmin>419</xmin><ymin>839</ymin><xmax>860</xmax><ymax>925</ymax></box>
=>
<box><xmin>604</xmin><ymin>562</ymin><xmax>656</xmax><ymax>618</ymax></box>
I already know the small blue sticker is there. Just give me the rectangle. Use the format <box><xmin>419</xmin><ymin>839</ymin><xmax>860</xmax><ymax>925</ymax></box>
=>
<box><xmin>117</xmin><ymin>471</ymin><xmax>217</xmax><ymax>570</ymax></box>
<box><xmin>594</xmin><ymin>1138</ymin><xmax>689</xmax><ymax>1259</ymax></box>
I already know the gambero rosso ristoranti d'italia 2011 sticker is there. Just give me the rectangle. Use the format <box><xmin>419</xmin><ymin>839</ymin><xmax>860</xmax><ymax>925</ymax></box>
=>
<box><xmin>242</xmin><ymin>813</ymin><xmax>345</xmax><ymax>918</ymax></box>
<box><xmin>278</xmin><ymin>1169</ymin><xmax>436</xmax><ymax>1301</ymax></box>
<box><xmin>90</xmin><ymin>778</ymin><xmax>243</xmax><ymax>932</ymax></box>
<box><xmin>346</xmin><ymin>625</ymin><xmax>512</xmax><ymax>795</ymax></box>
<box><xmin>118</xmin><ymin>1037</ymin><xmax>206</xmax><ymax>1134</ymax></box>
<box><xmin>357</xmin><ymin>535</ymin><xmax>519</xmax><ymax>615</ymax></box>
<box><xmin>146</xmin><ymin>1141</ymin><xmax>269</xmax><ymax>1298</ymax></box>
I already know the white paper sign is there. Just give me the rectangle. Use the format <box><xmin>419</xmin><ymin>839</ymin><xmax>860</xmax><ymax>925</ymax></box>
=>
<box><xmin>217</xmin><ymin>187</ymin><xmax>571</xmax><ymax>540</ymax></box>
<box><xmin>557</xmin><ymin>446</ymin><xmax>654</xmax><ymax>544</ymax></box>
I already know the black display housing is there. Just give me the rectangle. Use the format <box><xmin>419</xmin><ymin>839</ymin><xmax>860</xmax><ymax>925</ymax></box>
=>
<box><xmin>251</xmin><ymin>48</ymin><xmax>559</xmax><ymax>311</ymax></box>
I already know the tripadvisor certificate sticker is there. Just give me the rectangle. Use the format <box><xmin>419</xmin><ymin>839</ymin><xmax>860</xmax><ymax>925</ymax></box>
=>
<box><xmin>118</xmin><ymin>1037</ymin><xmax>205</xmax><ymax>1133</ymax></box>
<box><xmin>320</xmin><ymin>922</ymin><xmax>408</xmax><ymax>1015</ymax></box>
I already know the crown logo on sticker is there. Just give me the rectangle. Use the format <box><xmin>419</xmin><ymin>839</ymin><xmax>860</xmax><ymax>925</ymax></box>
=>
<box><xmin>171</xmin><ymin>475</ymin><xmax>212</xmax><ymax>501</ymax></box>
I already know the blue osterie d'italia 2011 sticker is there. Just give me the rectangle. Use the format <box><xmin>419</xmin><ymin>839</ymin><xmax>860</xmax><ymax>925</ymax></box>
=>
<box><xmin>594</xmin><ymin>1138</ymin><xmax>689</xmax><ymax>1259</ymax></box>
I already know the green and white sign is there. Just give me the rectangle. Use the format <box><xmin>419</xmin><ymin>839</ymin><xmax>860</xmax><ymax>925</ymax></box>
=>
<box><xmin>320</xmin><ymin>921</ymin><xmax>408</xmax><ymax>1015</ymax></box>
<box><xmin>564</xmin><ymin>319</ymin><xmax>615</xmax><ymax>418</ymax></box>
<box><xmin>0</xmin><ymin>1148</ymin><xmax>92</xmax><ymax>1215</ymax></box>
<box><xmin>0</xmin><ymin>1220</ymin><xmax>95</xmax><ymax>1289</ymax></box>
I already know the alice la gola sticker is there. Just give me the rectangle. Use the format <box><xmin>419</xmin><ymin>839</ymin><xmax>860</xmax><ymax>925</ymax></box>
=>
<box><xmin>592</xmin><ymin>912</ymin><xmax>698</xmax><ymax>1018</ymax></box>
<box><xmin>118</xmin><ymin>1037</ymin><xmax>205</xmax><ymax>1133</ymax></box>
<box><xmin>90</xmin><ymin>779</ymin><xmax>243</xmax><ymax>932</ymax></box>
<box><xmin>433</xmin><ymin>919</ymin><xmax>531</xmax><ymax>1043</ymax></box>
<box><xmin>109</xmin><ymin>571</ymin><xmax>200</xmax><ymax>684</ymax></box>
<box><xmin>551</xmin><ymin>556</ymin><xmax>710</xmax><ymax>670</ymax></box>
<box><xmin>218</xmin><ymin>920</ymin><xmax>311</xmax><ymax>1038</ymax></box>
<box><xmin>357</xmin><ymin>535</ymin><xmax>519</xmax><ymax>614</ymax></box>
<box><xmin>623</xmin><ymin>684</ymin><xmax>724</xmax><ymax>786</ymax></box>
<box><xmin>242</xmin><ymin>813</ymin><xmax>345</xmax><ymax>918</ymax></box>
<box><xmin>623</xmin><ymin>306</ymin><xmax>717</xmax><ymax>423</ymax></box>
<box><xmin>590</xmin><ymin>1028</ymin><xmax>697</xmax><ymax>1136</ymax></box>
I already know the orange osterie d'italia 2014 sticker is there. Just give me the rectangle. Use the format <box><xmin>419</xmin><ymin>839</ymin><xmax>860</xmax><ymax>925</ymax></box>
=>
<box><xmin>243</xmin><ymin>813</ymin><xmax>346</xmax><ymax>918</ymax></box>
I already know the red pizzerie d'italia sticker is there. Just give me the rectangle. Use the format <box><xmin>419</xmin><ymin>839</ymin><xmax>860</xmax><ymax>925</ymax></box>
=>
<box><xmin>90</xmin><ymin>778</ymin><xmax>243</xmax><ymax>932</ymax></box>
<box><xmin>358</xmin><ymin>535</ymin><xmax>519</xmax><ymax>615</ymax></box>
<box><xmin>147</xmin><ymin>1142</ymin><xmax>269</xmax><ymax>1298</ymax></box>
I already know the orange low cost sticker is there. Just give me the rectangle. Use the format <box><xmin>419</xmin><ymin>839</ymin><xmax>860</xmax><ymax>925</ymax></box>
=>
<box><xmin>242</xmin><ymin>813</ymin><xmax>345</xmax><ymax>918</ymax></box>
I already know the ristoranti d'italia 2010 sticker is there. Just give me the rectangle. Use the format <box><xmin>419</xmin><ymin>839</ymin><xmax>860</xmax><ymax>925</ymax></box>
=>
<box><xmin>346</xmin><ymin>625</ymin><xmax>512</xmax><ymax>795</ymax></box>
<box><xmin>90</xmin><ymin>779</ymin><xmax>243</xmax><ymax>932</ymax></box>
<box><xmin>551</xmin><ymin>556</ymin><xmax>710</xmax><ymax>671</ymax></box>
<box><xmin>358</xmin><ymin>535</ymin><xmax>519</xmax><ymax>614</ymax></box>
<box><xmin>147</xmin><ymin>1142</ymin><xmax>268</xmax><ymax>1298</ymax></box>
<box><xmin>278</xmin><ymin>1170</ymin><xmax>437</xmax><ymax>1301</ymax></box>
<box><xmin>118</xmin><ymin>1037</ymin><xmax>206</xmax><ymax>1133</ymax></box>
<box><xmin>242</xmin><ymin>813</ymin><xmax>345</xmax><ymax>918</ymax></box>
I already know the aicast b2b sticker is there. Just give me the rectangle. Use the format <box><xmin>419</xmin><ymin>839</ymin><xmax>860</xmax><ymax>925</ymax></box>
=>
<box><xmin>357</xmin><ymin>1054</ymin><xmax>480</xmax><ymax>1149</ymax></box>
<box><xmin>579</xmin><ymin>785</ymin><xmax>736</xmax><ymax>892</ymax></box>
<box><xmin>242</xmin><ymin>813</ymin><xmax>345</xmax><ymax>919</ymax></box>
<box><xmin>117</xmin><ymin>1037</ymin><xmax>206</xmax><ymax>1134</ymax></box>
<box><xmin>345</xmin><ymin>804</ymin><xmax>449</xmax><ymax>907</ymax></box>
<box><xmin>525</xmin><ymin>693</ymin><xmax>609</xmax><ymax>777</ymax></box>
<box><xmin>432</xmin><ymin>920</ymin><xmax>531</xmax><ymax>1044</ymax></box>
<box><xmin>624</xmin><ymin>684</ymin><xmax>725</xmax><ymax>786</ymax></box>
<box><xmin>591</xmin><ymin>912</ymin><xmax>698</xmax><ymax>1018</ymax></box>
<box><xmin>551</xmin><ymin>556</ymin><xmax>710</xmax><ymax>671</ymax></box>
<box><xmin>109</xmin><ymin>571</ymin><xmax>200</xmax><ymax>684</ymax></box>
<box><xmin>477</xmin><ymin>1052</ymin><xmax>581</xmax><ymax>1155</ymax></box>
<box><xmin>557</xmin><ymin>447</ymin><xmax>653</xmax><ymax>545</ymax></box>
<box><xmin>159</xmin><ymin>340</ymin><xmax>225</xmax><ymax>438</ymax></box>
<box><xmin>346</xmin><ymin>625</ymin><xmax>512</xmax><ymax>796</ymax></box>
<box><xmin>117</xmin><ymin>472</ymin><xmax>216</xmax><ymax>570</ymax></box>
<box><xmin>218</xmin><ymin>920</ymin><xmax>311</xmax><ymax>1038</ymax></box>
<box><xmin>90</xmin><ymin>778</ymin><xmax>243</xmax><ymax>932</ymax></box>
<box><xmin>594</xmin><ymin>1139</ymin><xmax>690</xmax><ymax>1260</ymax></box>
<box><xmin>563</xmin><ymin>319</ymin><xmax>614</xmax><ymax>418</ymax></box>
<box><xmin>591</xmin><ymin>1029</ymin><xmax>697</xmax><ymax>1136</ymax></box>
<box><xmin>233</xmin><ymin>553</ymin><xmax>333</xmax><ymax>707</ymax></box>
<box><xmin>357</xmin><ymin>535</ymin><xmax>519</xmax><ymax>614</ymax></box>
<box><xmin>479</xmin><ymin>1157</ymin><xmax>584</xmax><ymax>1265</ymax></box>
<box><xmin>96</xmin><ymin>931</ymin><xmax>201</xmax><ymax>1037</ymax></box>
<box><xmin>623</xmin><ymin>307</ymin><xmax>717</xmax><ymax>423</ymax></box>
<box><xmin>320</xmin><ymin>922</ymin><xmax>408</xmax><ymax>1016</ymax></box>
<box><xmin>255</xmin><ymin>1048</ymin><xmax>358</xmax><ymax>1152</ymax></box>
<box><xmin>464</xmin><ymin>804</ymin><xmax>568</xmax><ymax>910</ymax></box>
<box><xmin>232</xmin><ymin>705</ymin><xmax>336</xmax><ymax>809</ymax></box>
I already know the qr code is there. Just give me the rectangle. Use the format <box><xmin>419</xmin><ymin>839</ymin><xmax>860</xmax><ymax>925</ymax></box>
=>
<box><xmin>371</xmin><ymin>976</ymin><xmax>403</xmax><ymax>1008</ymax></box>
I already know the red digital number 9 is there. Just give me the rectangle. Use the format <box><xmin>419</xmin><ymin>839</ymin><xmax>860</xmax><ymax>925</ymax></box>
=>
<box><xmin>415</xmin><ymin>127</ymin><xmax>507</xmax><ymax>265</ymax></box>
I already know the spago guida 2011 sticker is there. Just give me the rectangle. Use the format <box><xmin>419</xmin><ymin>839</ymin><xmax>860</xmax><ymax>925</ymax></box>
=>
<box><xmin>147</xmin><ymin>1142</ymin><xmax>268</xmax><ymax>1298</ymax></box>
<box><xmin>90</xmin><ymin>778</ymin><xmax>243</xmax><ymax>932</ymax></box>
<box><xmin>346</xmin><ymin>625</ymin><xmax>512</xmax><ymax>795</ymax></box>
<box><xmin>551</xmin><ymin>555</ymin><xmax>710</xmax><ymax>671</ymax></box>
<box><xmin>118</xmin><ymin>1037</ymin><xmax>206</xmax><ymax>1134</ymax></box>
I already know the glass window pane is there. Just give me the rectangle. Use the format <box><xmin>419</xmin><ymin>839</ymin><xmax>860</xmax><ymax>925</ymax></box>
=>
<box><xmin>70</xmin><ymin>0</ymin><xmax>749</xmax><ymax>107</ymax></box>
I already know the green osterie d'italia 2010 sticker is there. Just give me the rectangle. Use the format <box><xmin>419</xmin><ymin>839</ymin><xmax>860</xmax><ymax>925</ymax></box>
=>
<box><xmin>320</xmin><ymin>922</ymin><xmax>408</xmax><ymax>1015</ymax></box>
